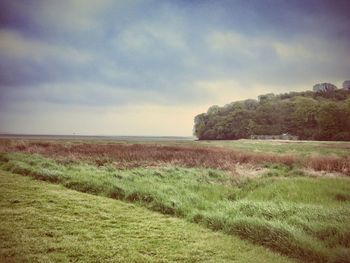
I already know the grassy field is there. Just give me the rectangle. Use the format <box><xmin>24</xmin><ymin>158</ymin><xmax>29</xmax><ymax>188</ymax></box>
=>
<box><xmin>195</xmin><ymin>140</ymin><xmax>350</xmax><ymax>158</ymax></box>
<box><xmin>0</xmin><ymin>171</ymin><xmax>296</xmax><ymax>263</ymax></box>
<box><xmin>1</xmin><ymin>139</ymin><xmax>349</xmax><ymax>175</ymax></box>
<box><xmin>0</xmin><ymin>138</ymin><xmax>350</xmax><ymax>262</ymax></box>
<box><xmin>86</xmin><ymin>138</ymin><xmax>350</xmax><ymax>157</ymax></box>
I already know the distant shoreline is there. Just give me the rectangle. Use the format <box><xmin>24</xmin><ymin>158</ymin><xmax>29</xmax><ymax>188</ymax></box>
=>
<box><xmin>0</xmin><ymin>134</ymin><xmax>195</xmax><ymax>141</ymax></box>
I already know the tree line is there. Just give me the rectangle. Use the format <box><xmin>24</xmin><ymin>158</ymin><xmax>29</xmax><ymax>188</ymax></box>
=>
<box><xmin>194</xmin><ymin>89</ymin><xmax>350</xmax><ymax>141</ymax></box>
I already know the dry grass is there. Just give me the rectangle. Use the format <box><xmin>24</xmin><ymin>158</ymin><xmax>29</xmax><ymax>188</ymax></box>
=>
<box><xmin>0</xmin><ymin>139</ymin><xmax>349</xmax><ymax>175</ymax></box>
<box><xmin>305</xmin><ymin>155</ymin><xmax>350</xmax><ymax>175</ymax></box>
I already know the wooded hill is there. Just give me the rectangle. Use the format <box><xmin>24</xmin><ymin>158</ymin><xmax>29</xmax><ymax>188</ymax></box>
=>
<box><xmin>194</xmin><ymin>89</ymin><xmax>350</xmax><ymax>141</ymax></box>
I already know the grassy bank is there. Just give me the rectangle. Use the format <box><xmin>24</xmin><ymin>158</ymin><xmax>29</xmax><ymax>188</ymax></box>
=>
<box><xmin>0</xmin><ymin>171</ymin><xmax>297</xmax><ymax>263</ymax></box>
<box><xmin>1</xmin><ymin>152</ymin><xmax>349</xmax><ymax>262</ymax></box>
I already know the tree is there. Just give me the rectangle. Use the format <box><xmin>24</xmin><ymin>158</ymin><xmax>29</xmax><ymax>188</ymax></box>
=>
<box><xmin>193</xmin><ymin>88</ymin><xmax>350</xmax><ymax>141</ymax></box>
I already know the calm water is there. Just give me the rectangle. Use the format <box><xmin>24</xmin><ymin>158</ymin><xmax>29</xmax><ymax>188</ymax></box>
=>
<box><xmin>0</xmin><ymin>134</ymin><xmax>195</xmax><ymax>142</ymax></box>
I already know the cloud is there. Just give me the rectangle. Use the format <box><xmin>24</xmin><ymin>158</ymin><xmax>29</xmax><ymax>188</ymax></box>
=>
<box><xmin>204</xmin><ymin>29</ymin><xmax>350</xmax><ymax>87</ymax></box>
<box><xmin>0</xmin><ymin>29</ymin><xmax>93</xmax><ymax>64</ymax></box>
<box><xmin>0</xmin><ymin>29</ymin><xmax>98</xmax><ymax>86</ymax></box>
<box><xmin>207</xmin><ymin>31</ymin><xmax>262</xmax><ymax>58</ymax></box>
<box><xmin>0</xmin><ymin>0</ymin><xmax>349</xmax><ymax>135</ymax></box>
<box><xmin>0</xmin><ymin>79</ymin><xmax>213</xmax><ymax>113</ymax></box>
<box><xmin>115</xmin><ymin>23</ymin><xmax>187</xmax><ymax>54</ymax></box>
<box><xmin>0</xmin><ymin>82</ymin><xmax>161</xmax><ymax>110</ymax></box>
<box><xmin>37</xmin><ymin>0</ymin><xmax>114</xmax><ymax>31</ymax></box>
<box><xmin>194</xmin><ymin>79</ymin><xmax>315</xmax><ymax>106</ymax></box>
<box><xmin>272</xmin><ymin>42</ymin><xmax>313</xmax><ymax>61</ymax></box>
<box><xmin>207</xmin><ymin>30</ymin><xmax>331</xmax><ymax>63</ymax></box>
<box><xmin>0</xmin><ymin>102</ymin><xmax>204</xmax><ymax>136</ymax></box>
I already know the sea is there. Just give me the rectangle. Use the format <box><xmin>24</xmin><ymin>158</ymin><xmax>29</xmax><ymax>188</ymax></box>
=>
<box><xmin>0</xmin><ymin>134</ymin><xmax>195</xmax><ymax>142</ymax></box>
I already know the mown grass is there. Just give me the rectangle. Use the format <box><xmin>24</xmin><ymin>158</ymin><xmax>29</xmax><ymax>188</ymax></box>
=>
<box><xmin>0</xmin><ymin>171</ymin><xmax>297</xmax><ymax>263</ymax></box>
<box><xmin>1</xmin><ymin>152</ymin><xmax>349</xmax><ymax>262</ymax></box>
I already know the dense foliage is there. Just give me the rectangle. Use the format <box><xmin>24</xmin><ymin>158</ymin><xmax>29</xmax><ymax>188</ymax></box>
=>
<box><xmin>194</xmin><ymin>89</ymin><xmax>350</xmax><ymax>141</ymax></box>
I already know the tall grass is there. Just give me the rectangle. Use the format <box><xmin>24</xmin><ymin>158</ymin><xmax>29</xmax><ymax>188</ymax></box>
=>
<box><xmin>1</xmin><ymin>172</ymin><xmax>295</xmax><ymax>263</ymax></box>
<box><xmin>1</xmin><ymin>152</ymin><xmax>349</xmax><ymax>262</ymax></box>
<box><xmin>306</xmin><ymin>155</ymin><xmax>350</xmax><ymax>175</ymax></box>
<box><xmin>1</xmin><ymin>140</ymin><xmax>349</xmax><ymax>175</ymax></box>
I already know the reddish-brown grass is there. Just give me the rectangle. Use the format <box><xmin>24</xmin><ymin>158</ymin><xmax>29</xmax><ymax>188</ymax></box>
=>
<box><xmin>0</xmin><ymin>140</ymin><xmax>296</xmax><ymax>168</ymax></box>
<box><xmin>305</xmin><ymin>155</ymin><xmax>350</xmax><ymax>175</ymax></box>
<box><xmin>0</xmin><ymin>139</ymin><xmax>349</xmax><ymax>175</ymax></box>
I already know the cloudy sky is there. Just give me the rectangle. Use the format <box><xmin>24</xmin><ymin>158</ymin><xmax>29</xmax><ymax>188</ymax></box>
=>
<box><xmin>0</xmin><ymin>0</ymin><xmax>349</xmax><ymax>136</ymax></box>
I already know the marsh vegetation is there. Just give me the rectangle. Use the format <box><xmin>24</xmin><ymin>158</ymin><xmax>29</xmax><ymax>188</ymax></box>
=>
<box><xmin>0</xmin><ymin>138</ymin><xmax>349</xmax><ymax>262</ymax></box>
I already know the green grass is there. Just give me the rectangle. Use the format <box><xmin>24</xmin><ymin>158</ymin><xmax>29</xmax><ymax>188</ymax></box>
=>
<box><xmin>243</xmin><ymin>175</ymin><xmax>350</xmax><ymax>204</ymax></box>
<box><xmin>1</xmin><ymin>152</ymin><xmax>349</xmax><ymax>262</ymax></box>
<box><xmin>31</xmin><ymin>137</ymin><xmax>349</xmax><ymax>157</ymax></box>
<box><xmin>114</xmin><ymin>138</ymin><xmax>350</xmax><ymax>157</ymax></box>
<box><xmin>0</xmin><ymin>171</ymin><xmax>297</xmax><ymax>263</ymax></box>
<box><xmin>193</xmin><ymin>140</ymin><xmax>350</xmax><ymax>157</ymax></box>
<box><xmin>4</xmin><ymin>137</ymin><xmax>349</xmax><ymax>157</ymax></box>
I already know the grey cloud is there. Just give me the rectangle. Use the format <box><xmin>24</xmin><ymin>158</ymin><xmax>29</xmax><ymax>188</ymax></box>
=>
<box><xmin>0</xmin><ymin>0</ymin><xmax>350</xmax><ymax>135</ymax></box>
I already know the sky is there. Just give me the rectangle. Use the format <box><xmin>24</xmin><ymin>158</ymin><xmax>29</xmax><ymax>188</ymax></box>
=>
<box><xmin>0</xmin><ymin>0</ymin><xmax>349</xmax><ymax>136</ymax></box>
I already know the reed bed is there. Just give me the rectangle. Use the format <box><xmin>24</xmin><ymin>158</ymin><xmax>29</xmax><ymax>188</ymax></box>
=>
<box><xmin>0</xmin><ymin>139</ymin><xmax>349</xmax><ymax>175</ymax></box>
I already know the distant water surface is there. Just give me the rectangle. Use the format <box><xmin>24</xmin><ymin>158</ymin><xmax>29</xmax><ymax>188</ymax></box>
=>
<box><xmin>0</xmin><ymin>134</ymin><xmax>195</xmax><ymax>142</ymax></box>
